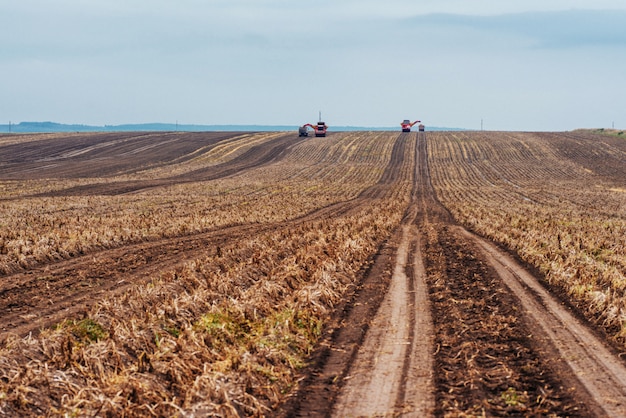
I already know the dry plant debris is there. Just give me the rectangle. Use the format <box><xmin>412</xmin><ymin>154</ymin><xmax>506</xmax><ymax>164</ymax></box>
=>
<box><xmin>427</xmin><ymin>130</ymin><xmax>626</xmax><ymax>346</ymax></box>
<box><xmin>1</xmin><ymin>129</ymin><xmax>624</xmax><ymax>416</ymax></box>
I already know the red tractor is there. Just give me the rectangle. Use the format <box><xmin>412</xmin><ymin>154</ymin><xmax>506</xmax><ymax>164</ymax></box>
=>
<box><xmin>300</xmin><ymin>121</ymin><xmax>328</xmax><ymax>137</ymax></box>
<box><xmin>401</xmin><ymin>119</ymin><xmax>421</xmax><ymax>132</ymax></box>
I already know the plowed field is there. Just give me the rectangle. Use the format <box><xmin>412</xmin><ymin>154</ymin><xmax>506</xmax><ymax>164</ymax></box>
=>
<box><xmin>0</xmin><ymin>130</ymin><xmax>624</xmax><ymax>416</ymax></box>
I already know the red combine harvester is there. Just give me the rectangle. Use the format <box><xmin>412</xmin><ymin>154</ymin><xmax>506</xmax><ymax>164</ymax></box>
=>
<box><xmin>401</xmin><ymin>119</ymin><xmax>421</xmax><ymax>132</ymax></box>
<box><xmin>300</xmin><ymin>121</ymin><xmax>328</xmax><ymax>137</ymax></box>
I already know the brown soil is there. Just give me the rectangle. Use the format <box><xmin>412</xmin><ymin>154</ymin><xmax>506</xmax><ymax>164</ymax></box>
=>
<box><xmin>0</xmin><ymin>131</ymin><xmax>406</xmax><ymax>341</ymax></box>
<box><xmin>0</xmin><ymin>132</ymin><xmax>239</xmax><ymax>180</ymax></box>
<box><xmin>2</xmin><ymin>131</ymin><xmax>626</xmax><ymax>416</ymax></box>
<box><xmin>282</xmin><ymin>132</ymin><xmax>626</xmax><ymax>417</ymax></box>
<box><xmin>0</xmin><ymin>131</ymin><xmax>302</xmax><ymax>338</ymax></box>
<box><xmin>0</xmin><ymin>131</ymin><xmax>301</xmax><ymax>197</ymax></box>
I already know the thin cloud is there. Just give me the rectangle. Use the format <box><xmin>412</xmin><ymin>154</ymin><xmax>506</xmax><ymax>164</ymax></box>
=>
<box><xmin>405</xmin><ymin>10</ymin><xmax>626</xmax><ymax>49</ymax></box>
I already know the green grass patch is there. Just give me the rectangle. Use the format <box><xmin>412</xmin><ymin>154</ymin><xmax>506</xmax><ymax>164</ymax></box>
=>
<box><xmin>59</xmin><ymin>318</ymin><xmax>109</xmax><ymax>343</ymax></box>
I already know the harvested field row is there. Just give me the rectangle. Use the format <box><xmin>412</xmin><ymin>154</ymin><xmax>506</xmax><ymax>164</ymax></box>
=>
<box><xmin>0</xmin><ymin>204</ymin><xmax>402</xmax><ymax>416</ymax></box>
<box><xmin>0</xmin><ymin>131</ymin><xmax>240</xmax><ymax>180</ymax></box>
<box><xmin>281</xmin><ymin>132</ymin><xmax>623</xmax><ymax>417</ymax></box>
<box><xmin>0</xmin><ymin>132</ymin><xmax>393</xmax><ymax>276</ymax></box>
<box><xmin>0</xmin><ymin>130</ymin><xmax>412</xmax><ymax>416</ymax></box>
<box><xmin>1</xmin><ymin>130</ymin><xmax>625</xmax><ymax>416</ymax></box>
<box><xmin>418</xmin><ymin>133</ymin><xmax>593</xmax><ymax>416</ymax></box>
<box><xmin>427</xmin><ymin>130</ymin><xmax>626</xmax><ymax>347</ymax></box>
<box><xmin>424</xmin><ymin>224</ymin><xmax>591</xmax><ymax>416</ymax></box>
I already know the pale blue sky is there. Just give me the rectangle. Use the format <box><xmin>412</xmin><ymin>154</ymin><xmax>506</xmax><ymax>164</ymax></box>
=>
<box><xmin>2</xmin><ymin>1</ymin><xmax>625</xmax><ymax>131</ymax></box>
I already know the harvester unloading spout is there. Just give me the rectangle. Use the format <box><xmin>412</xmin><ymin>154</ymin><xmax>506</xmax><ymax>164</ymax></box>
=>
<box><xmin>299</xmin><ymin>122</ymin><xmax>328</xmax><ymax>137</ymax></box>
<box><xmin>401</xmin><ymin>119</ymin><xmax>421</xmax><ymax>132</ymax></box>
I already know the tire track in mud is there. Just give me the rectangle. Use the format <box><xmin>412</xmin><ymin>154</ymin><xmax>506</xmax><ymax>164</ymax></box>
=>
<box><xmin>331</xmin><ymin>133</ymin><xmax>435</xmax><ymax>416</ymax></box>
<box><xmin>424</xmin><ymin>226</ymin><xmax>596</xmax><ymax>416</ymax></box>
<box><xmin>332</xmin><ymin>220</ymin><xmax>435</xmax><ymax>416</ymax></box>
<box><xmin>277</xmin><ymin>133</ymin><xmax>417</xmax><ymax>417</ymax></box>
<box><xmin>416</xmin><ymin>132</ymin><xmax>614</xmax><ymax>416</ymax></box>
<box><xmin>287</xmin><ymin>131</ymin><xmax>625</xmax><ymax>417</ymax></box>
<box><xmin>462</xmin><ymin>227</ymin><xmax>626</xmax><ymax>417</ymax></box>
<box><xmin>420</xmin><ymin>133</ymin><xmax>626</xmax><ymax>416</ymax></box>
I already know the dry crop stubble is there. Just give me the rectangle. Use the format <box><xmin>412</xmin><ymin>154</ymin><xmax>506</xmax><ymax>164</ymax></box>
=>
<box><xmin>0</xmin><ymin>132</ymin><xmax>389</xmax><ymax>275</ymax></box>
<box><xmin>427</xmin><ymin>130</ymin><xmax>626</xmax><ymax>347</ymax></box>
<box><xmin>0</xmin><ymin>131</ymin><xmax>410</xmax><ymax>416</ymax></box>
<box><xmin>0</xmin><ymin>199</ymin><xmax>403</xmax><ymax>416</ymax></box>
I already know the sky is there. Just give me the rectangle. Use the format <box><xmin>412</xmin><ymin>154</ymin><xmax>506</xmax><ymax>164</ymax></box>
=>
<box><xmin>1</xmin><ymin>1</ymin><xmax>626</xmax><ymax>131</ymax></box>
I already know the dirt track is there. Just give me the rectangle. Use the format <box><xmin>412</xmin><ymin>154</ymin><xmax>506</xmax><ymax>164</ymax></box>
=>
<box><xmin>283</xmin><ymin>133</ymin><xmax>626</xmax><ymax>417</ymax></box>
<box><xmin>2</xmin><ymin>131</ymin><xmax>626</xmax><ymax>416</ymax></box>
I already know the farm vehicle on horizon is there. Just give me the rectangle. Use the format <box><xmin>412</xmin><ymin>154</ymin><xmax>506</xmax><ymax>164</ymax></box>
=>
<box><xmin>401</xmin><ymin>119</ymin><xmax>424</xmax><ymax>132</ymax></box>
<box><xmin>299</xmin><ymin>121</ymin><xmax>328</xmax><ymax>137</ymax></box>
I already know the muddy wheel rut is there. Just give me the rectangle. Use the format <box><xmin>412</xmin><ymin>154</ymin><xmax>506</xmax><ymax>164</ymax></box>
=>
<box><xmin>332</xmin><ymin>222</ymin><xmax>435</xmax><ymax>417</ymax></box>
<box><xmin>285</xmin><ymin>132</ymin><xmax>626</xmax><ymax>417</ymax></box>
<box><xmin>464</xmin><ymin>227</ymin><xmax>626</xmax><ymax>416</ymax></box>
<box><xmin>331</xmin><ymin>134</ymin><xmax>435</xmax><ymax>416</ymax></box>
